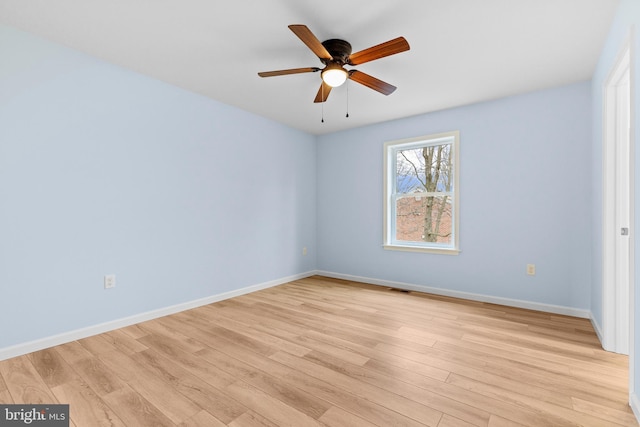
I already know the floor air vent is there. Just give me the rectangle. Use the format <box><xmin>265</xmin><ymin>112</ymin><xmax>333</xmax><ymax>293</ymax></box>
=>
<box><xmin>388</xmin><ymin>287</ymin><xmax>410</xmax><ymax>293</ymax></box>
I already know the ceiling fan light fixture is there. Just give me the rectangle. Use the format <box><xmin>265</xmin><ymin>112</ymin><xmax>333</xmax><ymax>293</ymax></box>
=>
<box><xmin>321</xmin><ymin>64</ymin><xmax>348</xmax><ymax>87</ymax></box>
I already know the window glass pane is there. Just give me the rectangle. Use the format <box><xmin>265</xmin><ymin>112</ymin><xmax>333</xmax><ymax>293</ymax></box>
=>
<box><xmin>395</xmin><ymin>195</ymin><xmax>452</xmax><ymax>244</ymax></box>
<box><xmin>396</xmin><ymin>144</ymin><xmax>452</xmax><ymax>194</ymax></box>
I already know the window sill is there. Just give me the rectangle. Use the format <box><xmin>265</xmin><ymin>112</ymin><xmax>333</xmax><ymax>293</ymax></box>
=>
<box><xmin>383</xmin><ymin>244</ymin><xmax>461</xmax><ymax>255</ymax></box>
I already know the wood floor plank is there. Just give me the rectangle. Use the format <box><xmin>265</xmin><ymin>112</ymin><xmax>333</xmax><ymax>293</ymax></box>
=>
<box><xmin>0</xmin><ymin>374</ymin><xmax>14</xmax><ymax>404</ymax></box>
<box><xmin>366</xmin><ymin>352</ymin><xmax>617</xmax><ymax>427</ymax></box>
<box><xmin>54</xmin><ymin>341</ymin><xmax>94</xmax><ymax>365</ymax></box>
<box><xmin>196</xmin><ymin>346</ymin><xmax>428</xmax><ymax>427</ymax></box>
<box><xmin>189</xmin><ymin>346</ymin><xmax>332</xmax><ymax>420</ymax></box>
<box><xmin>434</xmin><ymin>335</ymin><xmax>627</xmax><ymax>383</ymax></box>
<box><xmin>28</xmin><ymin>347</ymin><xmax>76</xmax><ymax>389</ymax></box>
<box><xmin>294</xmin><ymin>335</ymin><xmax>371</xmax><ymax>366</ymax></box>
<box><xmin>0</xmin><ymin>275</ymin><xmax>635</xmax><ymax>426</ymax></box>
<box><xmin>0</xmin><ymin>366</ymin><xmax>9</xmax><ymax>392</ymax></box>
<box><xmin>238</xmin><ymin>297</ymin><xmax>438</xmax><ymax>352</ymax></box>
<box><xmin>101</xmin><ymin>384</ymin><xmax>174</xmax><ymax>427</ymax></box>
<box><xmin>527</xmin><ymin>324</ymin><xmax>602</xmax><ymax>346</ymax></box>
<box><xmin>70</xmin><ymin>356</ymin><xmax>125</xmax><ymax>397</ymax></box>
<box><xmin>430</xmin><ymin>339</ymin><xmax>629</xmax><ymax>405</ymax></box>
<box><xmin>136</xmin><ymin>333</ymin><xmax>239</xmax><ymax>390</ymax></box>
<box><xmin>318</xmin><ymin>405</ymin><xmax>380</xmax><ymax>427</ymax></box>
<box><xmin>0</xmin><ymin>355</ymin><xmax>58</xmax><ymax>404</ymax></box>
<box><xmin>0</xmin><ymin>389</ymin><xmax>14</xmax><ymax>404</ymax></box>
<box><xmin>136</xmin><ymin>319</ymin><xmax>206</xmax><ymax>354</ymax></box>
<box><xmin>176</xmin><ymin>410</ymin><xmax>226</xmax><ymax>427</ymax></box>
<box><xmin>95</xmin><ymin>349</ymin><xmax>202</xmax><ymax>424</ymax></box>
<box><xmin>130</xmin><ymin>348</ymin><xmax>248</xmax><ymax>424</ymax></box>
<box><xmin>171</xmin><ymin>313</ymin><xmax>276</xmax><ymax>357</ymax></box>
<box><xmin>437</xmin><ymin>414</ymin><xmax>477</xmax><ymax>427</ymax></box>
<box><xmin>571</xmin><ymin>396</ymin><xmax>639</xmax><ymax>426</ymax></box>
<box><xmin>102</xmin><ymin>329</ymin><xmax>149</xmax><ymax>355</ymax></box>
<box><xmin>376</xmin><ymin>339</ymin><xmax>629</xmax><ymax>406</ymax></box>
<box><xmin>220</xmin><ymin>303</ymin><xmax>384</xmax><ymax>349</ymax></box>
<box><xmin>119</xmin><ymin>323</ymin><xmax>149</xmax><ymax>340</ymax></box>
<box><xmin>51</xmin><ymin>377</ymin><xmax>127</xmax><ymax>427</ymax></box>
<box><xmin>270</xmin><ymin>350</ymin><xmax>444</xmax><ymax>426</ymax></box>
<box><xmin>446</xmin><ymin>373</ymin><xmax>622</xmax><ymax>427</ymax></box>
<box><xmin>250</xmin><ymin>299</ymin><xmax>403</xmax><ymax>338</ymax></box>
<box><xmin>301</xmin><ymin>328</ymin><xmax>451</xmax><ymax>381</ymax></box>
<box><xmin>77</xmin><ymin>334</ymin><xmax>118</xmax><ymax>356</ymax></box>
<box><xmin>224</xmin><ymin>380</ymin><xmax>325</xmax><ymax>427</ymax></box>
<box><xmin>488</xmin><ymin>415</ymin><xmax>528</xmax><ymax>427</ymax></box>
<box><xmin>303</xmin><ymin>349</ymin><xmax>490</xmax><ymax>426</ymax></box>
<box><xmin>167</xmin><ymin>306</ymin><xmax>312</xmax><ymax>357</ymax></box>
<box><xmin>227</xmin><ymin>410</ymin><xmax>280</xmax><ymax>427</ymax></box>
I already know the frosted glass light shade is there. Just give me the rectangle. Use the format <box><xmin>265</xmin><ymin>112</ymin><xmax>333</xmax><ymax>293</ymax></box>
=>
<box><xmin>322</xmin><ymin>66</ymin><xmax>348</xmax><ymax>87</ymax></box>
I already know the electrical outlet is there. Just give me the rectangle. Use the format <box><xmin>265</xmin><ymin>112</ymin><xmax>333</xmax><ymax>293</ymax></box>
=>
<box><xmin>302</xmin><ymin>247</ymin><xmax>308</xmax><ymax>256</ymax></box>
<box><xmin>526</xmin><ymin>264</ymin><xmax>536</xmax><ymax>276</ymax></box>
<box><xmin>104</xmin><ymin>274</ymin><xmax>116</xmax><ymax>289</ymax></box>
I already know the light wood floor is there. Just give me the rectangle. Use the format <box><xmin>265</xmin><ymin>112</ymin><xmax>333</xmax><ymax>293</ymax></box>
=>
<box><xmin>0</xmin><ymin>276</ymin><xmax>637</xmax><ymax>426</ymax></box>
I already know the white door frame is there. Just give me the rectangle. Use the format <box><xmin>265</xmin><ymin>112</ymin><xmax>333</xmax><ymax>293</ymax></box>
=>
<box><xmin>602</xmin><ymin>28</ymin><xmax>635</xmax><ymax>387</ymax></box>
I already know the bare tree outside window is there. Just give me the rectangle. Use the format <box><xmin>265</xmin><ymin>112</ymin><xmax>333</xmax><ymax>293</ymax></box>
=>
<box><xmin>395</xmin><ymin>143</ymin><xmax>453</xmax><ymax>243</ymax></box>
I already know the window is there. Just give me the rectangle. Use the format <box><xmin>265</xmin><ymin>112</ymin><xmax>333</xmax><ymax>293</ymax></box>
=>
<box><xmin>384</xmin><ymin>131</ymin><xmax>459</xmax><ymax>254</ymax></box>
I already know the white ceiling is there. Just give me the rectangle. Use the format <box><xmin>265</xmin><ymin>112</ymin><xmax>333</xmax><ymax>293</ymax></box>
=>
<box><xmin>0</xmin><ymin>0</ymin><xmax>620</xmax><ymax>135</ymax></box>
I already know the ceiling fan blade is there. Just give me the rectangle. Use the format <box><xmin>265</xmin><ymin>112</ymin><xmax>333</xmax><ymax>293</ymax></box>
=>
<box><xmin>289</xmin><ymin>24</ymin><xmax>333</xmax><ymax>61</ymax></box>
<box><xmin>314</xmin><ymin>81</ymin><xmax>333</xmax><ymax>103</ymax></box>
<box><xmin>349</xmin><ymin>70</ymin><xmax>397</xmax><ymax>95</ymax></box>
<box><xmin>348</xmin><ymin>37</ymin><xmax>410</xmax><ymax>65</ymax></box>
<box><xmin>258</xmin><ymin>67</ymin><xmax>320</xmax><ymax>77</ymax></box>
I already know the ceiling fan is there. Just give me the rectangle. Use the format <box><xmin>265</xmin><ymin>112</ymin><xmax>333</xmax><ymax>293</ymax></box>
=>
<box><xmin>258</xmin><ymin>25</ymin><xmax>410</xmax><ymax>103</ymax></box>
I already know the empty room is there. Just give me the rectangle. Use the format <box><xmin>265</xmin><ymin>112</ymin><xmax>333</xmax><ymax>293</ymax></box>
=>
<box><xmin>1</xmin><ymin>1</ymin><xmax>640</xmax><ymax>426</ymax></box>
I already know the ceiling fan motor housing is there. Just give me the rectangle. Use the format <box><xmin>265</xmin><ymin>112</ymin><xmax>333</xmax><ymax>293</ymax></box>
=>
<box><xmin>321</xmin><ymin>39</ymin><xmax>352</xmax><ymax>65</ymax></box>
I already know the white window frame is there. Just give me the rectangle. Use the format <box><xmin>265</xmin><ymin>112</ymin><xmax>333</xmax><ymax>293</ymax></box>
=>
<box><xmin>383</xmin><ymin>131</ymin><xmax>460</xmax><ymax>255</ymax></box>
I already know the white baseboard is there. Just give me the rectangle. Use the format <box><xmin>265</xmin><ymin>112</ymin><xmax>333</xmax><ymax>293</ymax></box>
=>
<box><xmin>590</xmin><ymin>313</ymin><xmax>605</xmax><ymax>345</ymax></box>
<box><xmin>315</xmin><ymin>270</ymin><xmax>592</xmax><ymax>319</ymax></box>
<box><xmin>0</xmin><ymin>271</ymin><xmax>316</xmax><ymax>362</ymax></box>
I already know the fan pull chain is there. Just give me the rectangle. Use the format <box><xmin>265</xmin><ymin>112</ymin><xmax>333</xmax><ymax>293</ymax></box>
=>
<box><xmin>321</xmin><ymin>84</ymin><xmax>325</xmax><ymax>123</ymax></box>
<box><xmin>346</xmin><ymin>79</ymin><xmax>350</xmax><ymax>118</ymax></box>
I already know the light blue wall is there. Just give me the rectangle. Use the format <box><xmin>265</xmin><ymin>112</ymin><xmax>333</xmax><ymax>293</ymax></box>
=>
<box><xmin>317</xmin><ymin>82</ymin><xmax>592</xmax><ymax>309</ymax></box>
<box><xmin>590</xmin><ymin>0</ymin><xmax>640</xmax><ymax>398</ymax></box>
<box><xmin>0</xmin><ymin>25</ymin><xmax>317</xmax><ymax>349</ymax></box>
